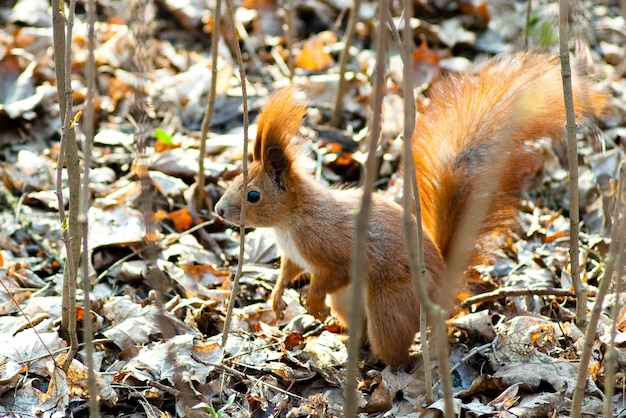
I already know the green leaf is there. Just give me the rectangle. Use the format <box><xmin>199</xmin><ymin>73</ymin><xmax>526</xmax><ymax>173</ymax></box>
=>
<box><xmin>154</xmin><ymin>128</ymin><xmax>174</xmax><ymax>145</ymax></box>
<box><xmin>217</xmin><ymin>393</ymin><xmax>236</xmax><ymax>418</ymax></box>
<box><xmin>538</xmin><ymin>20</ymin><xmax>556</xmax><ymax>50</ymax></box>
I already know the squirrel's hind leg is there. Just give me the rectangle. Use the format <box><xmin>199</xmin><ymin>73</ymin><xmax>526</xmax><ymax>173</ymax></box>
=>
<box><xmin>366</xmin><ymin>285</ymin><xmax>421</xmax><ymax>367</ymax></box>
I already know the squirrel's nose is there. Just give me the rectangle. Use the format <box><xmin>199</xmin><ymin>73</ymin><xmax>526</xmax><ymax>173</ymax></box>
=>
<box><xmin>214</xmin><ymin>200</ymin><xmax>224</xmax><ymax>218</ymax></box>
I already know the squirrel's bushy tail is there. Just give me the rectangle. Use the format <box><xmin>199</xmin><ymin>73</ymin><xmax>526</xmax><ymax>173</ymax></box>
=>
<box><xmin>413</xmin><ymin>53</ymin><xmax>608</xmax><ymax>284</ymax></box>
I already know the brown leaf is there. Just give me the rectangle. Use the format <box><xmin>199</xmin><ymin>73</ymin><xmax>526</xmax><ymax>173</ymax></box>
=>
<box><xmin>360</xmin><ymin>378</ymin><xmax>393</xmax><ymax>414</ymax></box>
<box><xmin>296</xmin><ymin>32</ymin><xmax>336</xmax><ymax>71</ymax></box>
<box><xmin>168</xmin><ymin>207</ymin><xmax>194</xmax><ymax>231</ymax></box>
<box><xmin>458</xmin><ymin>0</ymin><xmax>491</xmax><ymax>29</ymax></box>
<box><xmin>283</xmin><ymin>332</ymin><xmax>304</xmax><ymax>350</ymax></box>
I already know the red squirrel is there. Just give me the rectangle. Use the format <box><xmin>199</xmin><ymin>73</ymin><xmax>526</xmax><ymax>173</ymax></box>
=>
<box><xmin>214</xmin><ymin>53</ymin><xmax>608</xmax><ymax>367</ymax></box>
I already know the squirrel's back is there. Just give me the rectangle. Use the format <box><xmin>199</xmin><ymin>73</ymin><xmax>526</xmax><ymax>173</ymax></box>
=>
<box><xmin>413</xmin><ymin>53</ymin><xmax>608</xmax><ymax>273</ymax></box>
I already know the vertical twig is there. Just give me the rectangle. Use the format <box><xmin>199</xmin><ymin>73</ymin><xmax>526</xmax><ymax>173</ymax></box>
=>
<box><xmin>432</xmin><ymin>308</ymin><xmax>455</xmax><ymax>416</ymax></box>
<box><xmin>234</xmin><ymin>20</ymin><xmax>273</xmax><ymax>87</ymax></box>
<box><xmin>330</xmin><ymin>0</ymin><xmax>362</xmax><ymax>127</ymax></box>
<box><xmin>558</xmin><ymin>0</ymin><xmax>586</xmax><ymax>329</ymax></box>
<box><xmin>221</xmin><ymin>0</ymin><xmax>249</xmax><ymax>351</ymax></box>
<box><xmin>524</xmin><ymin>0</ymin><xmax>532</xmax><ymax>50</ymax></box>
<box><xmin>197</xmin><ymin>0</ymin><xmax>221</xmax><ymax>197</ymax></box>
<box><xmin>52</xmin><ymin>0</ymin><xmax>80</xmax><ymax>372</ymax></box>
<box><xmin>572</xmin><ymin>164</ymin><xmax>626</xmax><ymax>416</ymax></box>
<box><xmin>603</xmin><ymin>167</ymin><xmax>626</xmax><ymax>416</ymax></box>
<box><xmin>387</xmin><ymin>9</ymin><xmax>457</xmax><ymax>417</ymax></box>
<box><xmin>283</xmin><ymin>0</ymin><xmax>296</xmax><ymax>79</ymax></box>
<box><xmin>344</xmin><ymin>1</ymin><xmax>386</xmax><ymax>416</ymax></box>
<box><xmin>51</xmin><ymin>0</ymin><xmax>68</xmax><ymax>347</ymax></box>
<box><xmin>398</xmin><ymin>1</ymin><xmax>434</xmax><ymax>403</ymax></box>
<box><xmin>81</xmin><ymin>0</ymin><xmax>99</xmax><ymax>414</ymax></box>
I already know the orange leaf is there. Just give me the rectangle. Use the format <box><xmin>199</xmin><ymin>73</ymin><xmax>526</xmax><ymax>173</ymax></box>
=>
<box><xmin>334</xmin><ymin>152</ymin><xmax>354</xmax><ymax>168</ymax></box>
<box><xmin>284</xmin><ymin>332</ymin><xmax>304</xmax><ymax>350</ymax></box>
<box><xmin>180</xmin><ymin>264</ymin><xmax>230</xmax><ymax>280</ymax></box>
<box><xmin>412</xmin><ymin>39</ymin><xmax>440</xmax><ymax>67</ymax></box>
<box><xmin>328</xmin><ymin>143</ymin><xmax>342</xmax><ymax>153</ymax></box>
<box><xmin>153</xmin><ymin>209</ymin><xmax>168</xmax><ymax>222</ymax></box>
<box><xmin>458</xmin><ymin>1</ymin><xmax>491</xmax><ymax>28</ymax></box>
<box><xmin>168</xmin><ymin>208</ymin><xmax>194</xmax><ymax>232</ymax></box>
<box><xmin>545</xmin><ymin>230</ymin><xmax>568</xmax><ymax>243</ymax></box>
<box><xmin>296</xmin><ymin>32</ymin><xmax>336</xmax><ymax>71</ymax></box>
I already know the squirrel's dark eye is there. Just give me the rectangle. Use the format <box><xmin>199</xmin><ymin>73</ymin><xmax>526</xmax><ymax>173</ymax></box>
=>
<box><xmin>247</xmin><ymin>190</ymin><xmax>261</xmax><ymax>203</ymax></box>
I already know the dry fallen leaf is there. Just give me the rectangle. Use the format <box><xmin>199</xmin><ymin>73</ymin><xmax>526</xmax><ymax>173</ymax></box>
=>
<box><xmin>0</xmin><ymin>0</ymin><xmax>624</xmax><ymax>415</ymax></box>
<box><xmin>296</xmin><ymin>31</ymin><xmax>337</xmax><ymax>71</ymax></box>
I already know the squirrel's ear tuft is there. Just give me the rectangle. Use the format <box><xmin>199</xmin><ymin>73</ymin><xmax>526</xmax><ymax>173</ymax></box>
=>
<box><xmin>265</xmin><ymin>146</ymin><xmax>289</xmax><ymax>191</ymax></box>
<box><xmin>254</xmin><ymin>86</ymin><xmax>307</xmax><ymax>166</ymax></box>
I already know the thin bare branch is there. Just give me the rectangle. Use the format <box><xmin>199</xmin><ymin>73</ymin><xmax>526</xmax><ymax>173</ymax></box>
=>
<box><xmin>80</xmin><ymin>0</ymin><xmax>99</xmax><ymax>414</ymax></box>
<box><xmin>603</xmin><ymin>169</ymin><xmax>626</xmax><ymax>415</ymax></box>
<box><xmin>196</xmin><ymin>0</ymin><xmax>221</xmax><ymax>195</ymax></box>
<box><xmin>221</xmin><ymin>0</ymin><xmax>249</xmax><ymax>351</ymax></box>
<box><xmin>398</xmin><ymin>0</ymin><xmax>434</xmax><ymax>403</ymax></box>
<box><xmin>459</xmin><ymin>287</ymin><xmax>591</xmax><ymax>309</ymax></box>
<box><xmin>344</xmin><ymin>2</ymin><xmax>387</xmax><ymax>416</ymax></box>
<box><xmin>524</xmin><ymin>0</ymin><xmax>532</xmax><ymax>50</ymax></box>
<box><xmin>558</xmin><ymin>0</ymin><xmax>586</xmax><ymax>329</ymax></box>
<box><xmin>571</xmin><ymin>163</ymin><xmax>626</xmax><ymax>417</ymax></box>
<box><xmin>330</xmin><ymin>0</ymin><xmax>362</xmax><ymax>127</ymax></box>
<box><xmin>51</xmin><ymin>0</ymin><xmax>80</xmax><ymax>372</ymax></box>
<box><xmin>283</xmin><ymin>0</ymin><xmax>296</xmax><ymax>79</ymax></box>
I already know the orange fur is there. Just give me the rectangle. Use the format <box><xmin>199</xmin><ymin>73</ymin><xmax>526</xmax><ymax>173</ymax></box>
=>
<box><xmin>253</xmin><ymin>86</ymin><xmax>307</xmax><ymax>164</ymax></box>
<box><xmin>414</xmin><ymin>54</ymin><xmax>607</xmax><ymax>267</ymax></box>
<box><xmin>215</xmin><ymin>53</ymin><xmax>608</xmax><ymax>367</ymax></box>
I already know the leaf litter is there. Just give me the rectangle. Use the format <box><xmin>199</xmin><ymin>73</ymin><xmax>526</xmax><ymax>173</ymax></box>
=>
<box><xmin>0</xmin><ymin>0</ymin><xmax>625</xmax><ymax>416</ymax></box>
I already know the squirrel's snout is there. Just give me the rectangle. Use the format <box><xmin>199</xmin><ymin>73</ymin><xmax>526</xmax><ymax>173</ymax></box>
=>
<box><xmin>214</xmin><ymin>203</ymin><xmax>240</xmax><ymax>227</ymax></box>
<box><xmin>214</xmin><ymin>200</ymin><xmax>225</xmax><ymax>218</ymax></box>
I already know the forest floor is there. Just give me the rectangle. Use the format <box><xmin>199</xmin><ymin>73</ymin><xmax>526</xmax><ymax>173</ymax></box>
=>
<box><xmin>1</xmin><ymin>0</ymin><xmax>626</xmax><ymax>416</ymax></box>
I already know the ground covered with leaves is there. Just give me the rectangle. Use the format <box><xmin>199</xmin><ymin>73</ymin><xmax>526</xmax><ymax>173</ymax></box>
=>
<box><xmin>1</xmin><ymin>0</ymin><xmax>626</xmax><ymax>416</ymax></box>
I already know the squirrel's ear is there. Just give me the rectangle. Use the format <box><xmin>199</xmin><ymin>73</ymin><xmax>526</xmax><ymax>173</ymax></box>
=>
<box><xmin>253</xmin><ymin>129</ymin><xmax>263</xmax><ymax>162</ymax></box>
<box><xmin>253</xmin><ymin>86</ymin><xmax>307</xmax><ymax>191</ymax></box>
<box><xmin>265</xmin><ymin>145</ymin><xmax>289</xmax><ymax>191</ymax></box>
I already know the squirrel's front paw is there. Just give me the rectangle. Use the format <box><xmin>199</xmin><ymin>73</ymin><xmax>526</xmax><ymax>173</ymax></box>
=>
<box><xmin>270</xmin><ymin>288</ymin><xmax>287</xmax><ymax>321</ymax></box>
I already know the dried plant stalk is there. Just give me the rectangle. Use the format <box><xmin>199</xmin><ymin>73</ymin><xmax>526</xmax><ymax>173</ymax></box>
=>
<box><xmin>558</xmin><ymin>0</ymin><xmax>587</xmax><ymax>330</ymax></box>
<box><xmin>51</xmin><ymin>0</ymin><xmax>80</xmax><ymax>371</ymax></box>
<box><xmin>196</xmin><ymin>0</ymin><xmax>221</xmax><ymax>197</ymax></box>
<box><xmin>221</xmin><ymin>0</ymin><xmax>250</xmax><ymax>351</ymax></box>
<box><xmin>524</xmin><ymin>0</ymin><xmax>532</xmax><ymax>50</ymax></box>
<box><xmin>330</xmin><ymin>0</ymin><xmax>362</xmax><ymax>127</ymax></box>
<box><xmin>398</xmin><ymin>0</ymin><xmax>434</xmax><ymax>404</ymax></box>
<box><xmin>80</xmin><ymin>0</ymin><xmax>99</xmax><ymax>414</ymax></box>
<box><xmin>603</xmin><ymin>165</ymin><xmax>626</xmax><ymax>416</ymax></box>
<box><xmin>344</xmin><ymin>1</ymin><xmax>387</xmax><ymax>416</ymax></box>
<box><xmin>571</xmin><ymin>164</ymin><xmax>625</xmax><ymax>416</ymax></box>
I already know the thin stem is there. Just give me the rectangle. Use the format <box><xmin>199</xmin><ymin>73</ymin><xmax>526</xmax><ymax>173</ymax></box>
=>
<box><xmin>573</xmin><ymin>164</ymin><xmax>626</xmax><ymax>416</ymax></box>
<box><xmin>81</xmin><ymin>0</ymin><xmax>99</xmax><ymax>414</ymax></box>
<box><xmin>197</xmin><ymin>0</ymin><xmax>222</xmax><ymax>196</ymax></box>
<box><xmin>221</xmin><ymin>0</ymin><xmax>249</xmax><ymax>351</ymax></box>
<box><xmin>330</xmin><ymin>0</ymin><xmax>362</xmax><ymax>127</ymax></box>
<box><xmin>558</xmin><ymin>0</ymin><xmax>586</xmax><ymax>330</ymax></box>
<box><xmin>344</xmin><ymin>1</ymin><xmax>387</xmax><ymax>416</ymax></box>
<box><xmin>398</xmin><ymin>0</ymin><xmax>434</xmax><ymax>403</ymax></box>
